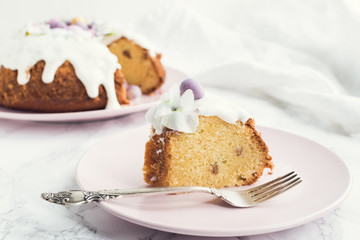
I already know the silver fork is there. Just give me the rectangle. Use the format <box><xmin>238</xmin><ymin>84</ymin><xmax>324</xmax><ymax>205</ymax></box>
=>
<box><xmin>41</xmin><ymin>171</ymin><xmax>301</xmax><ymax>207</ymax></box>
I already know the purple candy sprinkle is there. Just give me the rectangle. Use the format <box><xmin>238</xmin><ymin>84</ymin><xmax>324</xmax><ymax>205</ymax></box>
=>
<box><xmin>49</xmin><ymin>21</ymin><xmax>67</xmax><ymax>29</ymax></box>
<box><xmin>180</xmin><ymin>79</ymin><xmax>204</xmax><ymax>100</ymax></box>
<box><xmin>88</xmin><ymin>22</ymin><xmax>95</xmax><ymax>29</ymax></box>
<box><xmin>67</xmin><ymin>24</ymin><xmax>83</xmax><ymax>32</ymax></box>
<box><xmin>74</xmin><ymin>22</ymin><xmax>89</xmax><ymax>30</ymax></box>
<box><xmin>47</xmin><ymin>18</ymin><xmax>60</xmax><ymax>24</ymax></box>
<box><xmin>126</xmin><ymin>85</ymin><xmax>142</xmax><ymax>100</ymax></box>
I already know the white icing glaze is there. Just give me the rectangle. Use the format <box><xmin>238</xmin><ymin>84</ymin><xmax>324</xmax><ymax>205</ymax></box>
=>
<box><xmin>196</xmin><ymin>94</ymin><xmax>250</xmax><ymax>124</ymax></box>
<box><xmin>145</xmin><ymin>84</ymin><xmax>250</xmax><ymax>134</ymax></box>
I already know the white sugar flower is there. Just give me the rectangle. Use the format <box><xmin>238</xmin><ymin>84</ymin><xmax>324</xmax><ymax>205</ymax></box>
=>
<box><xmin>145</xmin><ymin>85</ymin><xmax>199</xmax><ymax>134</ymax></box>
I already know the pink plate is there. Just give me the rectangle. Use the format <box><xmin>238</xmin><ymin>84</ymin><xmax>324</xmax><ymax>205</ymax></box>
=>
<box><xmin>76</xmin><ymin>126</ymin><xmax>352</xmax><ymax>237</ymax></box>
<box><xmin>0</xmin><ymin>67</ymin><xmax>186</xmax><ymax>122</ymax></box>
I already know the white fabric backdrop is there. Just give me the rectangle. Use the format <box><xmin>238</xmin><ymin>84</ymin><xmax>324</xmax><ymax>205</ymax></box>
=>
<box><xmin>1</xmin><ymin>0</ymin><xmax>360</xmax><ymax>134</ymax></box>
<box><xmin>131</xmin><ymin>0</ymin><xmax>360</xmax><ymax>134</ymax></box>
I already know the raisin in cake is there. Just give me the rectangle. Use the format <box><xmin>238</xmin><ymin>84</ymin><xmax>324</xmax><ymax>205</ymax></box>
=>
<box><xmin>143</xmin><ymin>79</ymin><xmax>273</xmax><ymax>188</ymax></box>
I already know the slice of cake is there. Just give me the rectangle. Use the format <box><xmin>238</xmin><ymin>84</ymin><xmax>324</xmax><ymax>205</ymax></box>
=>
<box><xmin>0</xmin><ymin>17</ymin><xmax>165</xmax><ymax>112</ymax></box>
<box><xmin>143</xmin><ymin>79</ymin><xmax>273</xmax><ymax>188</ymax></box>
<box><xmin>107</xmin><ymin>36</ymin><xmax>165</xmax><ymax>94</ymax></box>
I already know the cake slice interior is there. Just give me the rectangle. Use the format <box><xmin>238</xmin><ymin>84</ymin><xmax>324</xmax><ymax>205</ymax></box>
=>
<box><xmin>144</xmin><ymin>116</ymin><xmax>273</xmax><ymax>188</ymax></box>
<box><xmin>107</xmin><ymin>37</ymin><xmax>165</xmax><ymax>94</ymax></box>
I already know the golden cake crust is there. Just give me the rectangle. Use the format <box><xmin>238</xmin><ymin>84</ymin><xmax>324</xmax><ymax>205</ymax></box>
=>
<box><xmin>144</xmin><ymin>116</ymin><xmax>273</xmax><ymax>188</ymax></box>
<box><xmin>0</xmin><ymin>60</ymin><xmax>129</xmax><ymax>112</ymax></box>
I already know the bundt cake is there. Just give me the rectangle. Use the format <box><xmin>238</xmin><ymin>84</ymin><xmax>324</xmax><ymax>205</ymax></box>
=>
<box><xmin>143</xmin><ymin>79</ymin><xmax>273</xmax><ymax>188</ymax></box>
<box><xmin>0</xmin><ymin>17</ymin><xmax>165</xmax><ymax>112</ymax></box>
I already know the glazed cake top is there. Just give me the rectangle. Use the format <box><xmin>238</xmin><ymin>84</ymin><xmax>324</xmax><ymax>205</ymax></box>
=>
<box><xmin>146</xmin><ymin>79</ymin><xmax>251</xmax><ymax>134</ymax></box>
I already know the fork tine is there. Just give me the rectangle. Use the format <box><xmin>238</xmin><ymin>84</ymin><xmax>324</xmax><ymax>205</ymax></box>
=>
<box><xmin>246</xmin><ymin>171</ymin><xmax>295</xmax><ymax>194</ymax></box>
<box><xmin>253</xmin><ymin>177</ymin><xmax>302</xmax><ymax>204</ymax></box>
<box><xmin>250</xmin><ymin>173</ymin><xmax>297</xmax><ymax>197</ymax></box>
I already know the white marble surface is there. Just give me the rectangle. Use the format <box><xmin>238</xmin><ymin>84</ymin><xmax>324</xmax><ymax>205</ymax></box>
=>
<box><xmin>0</xmin><ymin>88</ymin><xmax>359</xmax><ymax>240</ymax></box>
<box><xmin>1</xmin><ymin>0</ymin><xmax>360</xmax><ymax>239</ymax></box>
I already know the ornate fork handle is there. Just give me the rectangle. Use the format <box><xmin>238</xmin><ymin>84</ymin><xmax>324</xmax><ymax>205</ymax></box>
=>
<box><xmin>41</xmin><ymin>187</ymin><xmax>212</xmax><ymax>205</ymax></box>
<box><xmin>41</xmin><ymin>191</ymin><xmax>73</xmax><ymax>205</ymax></box>
<box><xmin>41</xmin><ymin>191</ymin><xmax>119</xmax><ymax>205</ymax></box>
<box><xmin>83</xmin><ymin>191</ymin><xmax>120</xmax><ymax>202</ymax></box>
